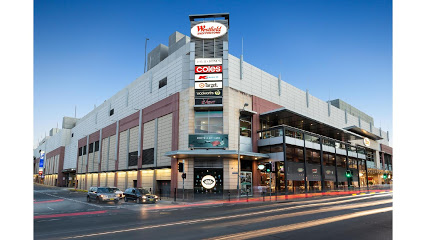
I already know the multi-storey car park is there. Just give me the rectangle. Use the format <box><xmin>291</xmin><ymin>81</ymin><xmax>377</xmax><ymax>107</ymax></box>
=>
<box><xmin>33</xmin><ymin>13</ymin><xmax>392</xmax><ymax>199</ymax></box>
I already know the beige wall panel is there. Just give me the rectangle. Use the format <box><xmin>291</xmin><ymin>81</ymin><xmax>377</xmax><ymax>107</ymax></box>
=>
<box><xmin>178</xmin><ymin>158</ymin><xmax>193</xmax><ymax>189</ymax></box>
<box><xmin>179</xmin><ymin>88</ymin><xmax>193</xmax><ymax>150</ymax></box>
<box><xmin>156</xmin><ymin>169</ymin><xmax>171</xmax><ymax>181</ymax></box>
<box><xmin>88</xmin><ymin>153</ymin><xmax>94</xmax><ymax>172</ymax></box>
<box><xmin>93</xmin><ymin>152</ymin><xmax>98</xmax><ymax>172</ymax></box>
<box><xmin>223</xmin><ymin>158</ymin><xmax>238</xmax><ymax>190</ymax></box>
<box><xmin>157</xmin><ymin>114</ymin><xmax>173</xmax><ymax>167</ymax></box>
<box><xmin>101</xmin><ymin>138</ymin><xmax>108</xmax><ymax>171</ymax></box>
<box><xmin>224</xmin><ymin>88</ymin><xmax>253</xmax><ymax>150</ymax></box>
<box><xmin>99</xmin><ymin>173</ymin><xmax>107</xmax><ymax>187</ymax></box>
<box><xmin>143</xmin><ymin>120</ymin><xmax>155</xmax><ymax>149</ymax></box>
<box><xmin>126</xmin><ymin>171</ymin><xmax>138</xmax><ymax>188</ymax></box>
<box><xmin>108</xmin><ymin>135</ymin><xmax>116</xmax><ymax>171</ymax></box>
<box><xmin>141</xmin><ymin>170</ymin><xmax>154</xmax><ymax>190</ymax></box>
<box><xmin>106</xmin><ymin>172</ymin><xmax>115</xmax><ymax>187</ymax></box>
<box><xmin>92</xmin><ymin>173</ymin><xmax>98</xmax><ymax>187</ymax></box>
<box><xmin>118</xmin><ymin>131</ymin><xmax>128</xmax><ymax>170</ymax></box>
<box><xmin>116</xmin><ymin>172</ymin><xmax>126</xmax><ymax>190</ymax></box>
<box><xmin>129</xmin><ymin>127</ymin><xmax>138</xmax><ymax>153</ymax></box>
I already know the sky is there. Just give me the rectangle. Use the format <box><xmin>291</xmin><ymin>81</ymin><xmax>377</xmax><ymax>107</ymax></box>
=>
<box><xmin>34</xmin><ymin>0</ymin><xmax>393</xmax><ymax>147</ymax></box>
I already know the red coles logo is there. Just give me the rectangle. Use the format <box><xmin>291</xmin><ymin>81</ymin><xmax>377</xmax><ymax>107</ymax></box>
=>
<box><xmin>195</xmin><ymin>65</ymin><xmax>222</xmax><ymax>74</ymax></box>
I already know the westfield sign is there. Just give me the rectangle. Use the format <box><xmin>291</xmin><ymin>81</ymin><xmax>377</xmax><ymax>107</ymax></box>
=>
<box><xmin>191</xmin><ymin>22</ymin><xmax>227</xmax><ymax>39</ymax></box>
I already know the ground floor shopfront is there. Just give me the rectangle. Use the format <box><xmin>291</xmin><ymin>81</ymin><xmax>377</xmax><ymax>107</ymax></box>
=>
<box><xmin>73</xmin><ymin>168</ymin><xmax>171</xmax><ymax>197</ymax></box>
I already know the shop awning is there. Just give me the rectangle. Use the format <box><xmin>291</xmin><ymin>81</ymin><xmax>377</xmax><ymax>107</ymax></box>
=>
<box><xmin>344</xmin><ymin>126</ymin><xmax>383</xmax><ymax>140</ymax></box>
<box><xmin>165</xmin><ymin>150</ymin><xmax>269</xmax><ymax>160</ymax></box>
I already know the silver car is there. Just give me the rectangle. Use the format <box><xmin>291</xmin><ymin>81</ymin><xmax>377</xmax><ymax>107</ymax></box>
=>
<box><xmin>87</xmin><ymin>187</ymin><xmax>119</xmax><ymax>204</ymax></box>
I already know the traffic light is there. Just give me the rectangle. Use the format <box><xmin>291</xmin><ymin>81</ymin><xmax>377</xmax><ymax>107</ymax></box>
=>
<box><xmin>383</xmin><ymin>173</ymin><xmax>388</xmax><ymax>179</ymax></box>
<box><xmin>345</xmin><ymin>170</ymin><xmax>352</xmax><ymax>178</ymax></box>
<box><xmin>178</xmin><ymin>162</ymin><xmax>184</xmax><ymax>172</ymax></box>
<box><xmin>265</xmin><ymin>163</ymin><xmax>272</xmax><ymax>173</ymax></box>
<box><xmin>182</xmin><ymin>173</ymin><xmax>186</xmax><ymax>179</ymax></box>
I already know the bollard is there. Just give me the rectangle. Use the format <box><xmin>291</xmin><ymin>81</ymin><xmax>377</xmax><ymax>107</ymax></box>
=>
<box><xmin>275</xmin><ymin>190</ymin><xmax>278</xmax><ymax>201</ymax></box>
<box><xmin>159</xmin><ymin>188</ymin><xmax>162</xmax><ymax>200</ymax></box>
<box><xmin>263</xmin><ymin>191</ymin><xmax>265</xmax><ymax>202</ymax></box>
<box><xmin>228</xmin><ymin>191</ymin><xmax>231</xmax><ymax>202</ymax></box>
<box><xmin>174</xmin><ymin>188</ymin><xmax>176</xmax><ymax>202</ymax></box>
<box><xmin>246</xmin><ymin>191</ymin><xmax>249</xmax><ymax>202</ymax></box>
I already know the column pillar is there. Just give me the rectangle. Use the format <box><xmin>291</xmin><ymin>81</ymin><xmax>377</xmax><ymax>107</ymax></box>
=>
<box><xmin>302</xmin><ymin>133</ymin><xmax>308</xmax><ymax>193</ymax></box>
<box><xmin>319</xmin><ymin>137</ymin><xmax>325</xmax><ymax>192</ymax></box>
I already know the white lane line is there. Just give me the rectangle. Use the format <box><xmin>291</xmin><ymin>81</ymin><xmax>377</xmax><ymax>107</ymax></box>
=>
<box><xmin>62</xmin><ymin>193</ymin><xmax>392</xmax><ymax>239</ymax></box>
<box><xmin>208</xmin><ymin>207</ymin><xmax>393</xmax><ymax>240</ymax></box>
<box><xmin>47</xmin><ymin>207</ymin><xmax>54</xmax><ymax>210</ymax></box>
<box><xmin>36</xmin><ymin>219</ymin><xmax>60</xmax><ymax>223</ymax></box>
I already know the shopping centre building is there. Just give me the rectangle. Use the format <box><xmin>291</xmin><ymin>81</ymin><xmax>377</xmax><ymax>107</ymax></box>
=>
<box><xmin>33</xmin><ymin>13</ymin><xmax>392</xmax><ymax>199</ymax></box>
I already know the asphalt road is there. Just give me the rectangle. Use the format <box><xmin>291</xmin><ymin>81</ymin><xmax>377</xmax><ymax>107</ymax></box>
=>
<box><xmin>34</xmin><ymin>184</ymin><xmax>392</xmax><ymax>240</ymax></box>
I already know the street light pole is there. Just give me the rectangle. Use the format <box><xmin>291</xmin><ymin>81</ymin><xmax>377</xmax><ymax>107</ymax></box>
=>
<box><xmin>144</xmin><ymin>38</ymin><xmax>149</xmax><ymax>73</ymax></box>
<box><xmin>237</xmin><ymin>103</ymin><xmax>249</xmax><ymax>199</ymax></box>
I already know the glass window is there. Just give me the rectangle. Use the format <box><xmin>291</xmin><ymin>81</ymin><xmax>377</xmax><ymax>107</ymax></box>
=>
<box><xmin>270</xmin><ymin>144</ymin><xmax>283</xmax><ymax>153</ymax></box>
<box><xmin>240</xmin><ymin>115</ymin><xmax>252</xmax><ymax>137</ymax></box>
<box><xmin>336</xmin><ymin>155</ymin><xmax>346</xmax><ymax>168</ymax></box>
<box><xmin>195</xmin><ymin>111</ymin><xmax>223</xmax><ymax>134</ymax></box>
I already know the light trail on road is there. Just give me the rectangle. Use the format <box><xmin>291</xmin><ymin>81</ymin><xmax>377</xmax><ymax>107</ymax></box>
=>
<box><xmin>207</xmin><ymin>207</ymin><xmax>393</xmax><ymax>240</ymax></box>
<box><xmin>61</xmin><ymin>192</ymin><xmax>392</xmax><ymax>239</ymax></box>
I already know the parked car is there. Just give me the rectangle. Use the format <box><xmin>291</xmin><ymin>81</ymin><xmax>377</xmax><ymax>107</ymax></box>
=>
<box><xmin>123</xmin><ymin>188</ymin><xmax>158</xmax><ymax>204</ymax></box>
<box><xmin>109</xmin><ymin>187</ymin><xmax>124</xmax><ymax>199</ymax></box>
<box><xmin>87</xmin><ymin>187</ymin><xmax>119</xmax><ymax>204</ymax></box>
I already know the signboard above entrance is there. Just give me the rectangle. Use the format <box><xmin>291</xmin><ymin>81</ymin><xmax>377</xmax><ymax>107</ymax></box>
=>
<box><xmin>189</xmin><ymin>134</ymin><xmax>228</xmax><ymax>148</ymax></box>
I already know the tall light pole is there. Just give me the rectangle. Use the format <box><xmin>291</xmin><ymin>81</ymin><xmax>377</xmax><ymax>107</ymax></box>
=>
<box><xmin>144</xmin><ymin>38</ymin><xmax>149</xmax><ymax>73</ymax></box>
<box><xmin>237</xmin><ymin>103</ymin><xmax>249</xmax><ymax>199</ymax></box>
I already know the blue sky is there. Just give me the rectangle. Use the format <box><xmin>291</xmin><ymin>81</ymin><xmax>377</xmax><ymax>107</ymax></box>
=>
<box><xmin>34</xmin><ymin>0</ymin><xmax>392</xmax><ymax>147</ymax></box>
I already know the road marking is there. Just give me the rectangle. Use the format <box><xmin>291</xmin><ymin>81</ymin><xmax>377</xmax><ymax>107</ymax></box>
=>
<box><xmin>47</xmin><ymin>207</ymin><xmax>54</xmax><ymax>210</ymax></box>
<box><xmin>34</xmin><ymin>191</ymin><xmax>103</xmax><ymax>208</ymax></box>
<box><xmin>61</xmin><ymin>193</ymin><xmax>392</xmax><ymax>239</ymax></box>
<box><xmin>202</xmin><ymin>199</ymin><xmax>392</xmax><ymax>229</ymax></box>
<box><xmin>36</xmin><ymin>219</ymin><xmax>60</xmax><ymax>223</ymax></box>
<box><xmin>34</xmin><ymin>199</ymin><xmax>64</xmax><ymax>204</ymax></box>
<box><xmin>207</xmin><ymin>207</ymin><xmax>393</xmax><ymax>240</ymax></box>
<box><xmin>34</xmin><ymin>210</ymin><xmax>108</xmax><ymax>219</ymax></box>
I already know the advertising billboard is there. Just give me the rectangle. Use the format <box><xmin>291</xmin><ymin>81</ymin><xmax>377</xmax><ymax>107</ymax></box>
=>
<box><xmin>195</xmin><ymin>89</ymin><xmax>222</xmax><ymax>97</ymax></box>
<box><xmin>189</xmin><ymin>134</ymin><xmax>228</xmax><ymax>148</ymax></box>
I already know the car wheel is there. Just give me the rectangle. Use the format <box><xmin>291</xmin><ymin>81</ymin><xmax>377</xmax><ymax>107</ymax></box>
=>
<box><xmin>124</xmin><ymin>196</ymin><xmax>128</xmax><ymax>202</ymax></box>
<box><xmin>96</xmin><ymin>197</ymin><xmax>100</xmax><ymax>204</ymax></box>
<box><xmin>87</xmin><ymin>196</ymin><xmax>91</xmax><ymax>202</ymax></box>
<box><xmin>137</xmin><ymin>197</ymin><xmax>141</xmax><ymax>204</ymax></box>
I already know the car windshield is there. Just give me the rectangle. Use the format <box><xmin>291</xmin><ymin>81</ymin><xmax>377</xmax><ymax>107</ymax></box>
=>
<box><xmin>97</xmin><ymin>188</ymin><xmax>115</xmax><ymax>193</ymax></box>
<box><xmin>136</xmin><ymin>189</ymin><xmax>150</xmax><ymax>194</ymax></box>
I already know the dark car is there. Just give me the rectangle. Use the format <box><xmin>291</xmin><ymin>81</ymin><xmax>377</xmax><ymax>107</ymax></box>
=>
<box><xmin>123</xmin><ymin>188</ymin><xmax>158</xmax><ymax>204</ymax></box>
<box><xmin>87</xmin><ymin>187</ymin><xmax>119</xmax><ymax>204</ymax></box>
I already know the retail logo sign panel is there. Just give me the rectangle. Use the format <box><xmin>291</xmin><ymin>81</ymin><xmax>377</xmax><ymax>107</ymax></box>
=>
<box><xmin>195</xmin><ymin>81</ymin><xmax>222</xmax><ymax>89</ymax></box>
<box><xmin>189</xmin><ymin>134</ymin><xmax>228</xmax><ymax>148</ymax></box>
<box><xmin>191</xmin><ymin>22</ymin><xmax>227</xmax><ymax>39</ymax></box>
<box><xmin>201</xmin><ymin>175</ymin><xmax>216</xmax><ymax>189</ymax></box>
<box><xmin>195</xmin><ymin>89</ymin><xmax>222</xmax><ymax>97</ymax></box>
<box><xmin>195</xmin><ymin>98</ymin><xmax>222</xmax><ymax>105</ymax></box>
<box><xmin>195</xmin><ymin>65</ymin><xmax>222</xmax><ymax>74</ymax></box>
<box><xmin>195</xmin><ymin>58</ymin><xmax>222</xmax><ymax>65</ymax></box>
<box><xmin>195</xmin><ymin>73</ymin><xmax>223</xmax><ymax>81</ymax></box>
<box><xmin>39</xmin><ymin>151</ymin><xmax>45</xmax><ymax>174</ymax></box>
